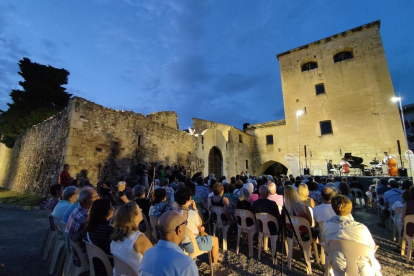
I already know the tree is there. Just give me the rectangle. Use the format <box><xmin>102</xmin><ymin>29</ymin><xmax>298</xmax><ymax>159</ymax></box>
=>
<box><xmin>0</xmin><ymin>58</ymin><xmax>72</xmax><ymax>147</ymax></box>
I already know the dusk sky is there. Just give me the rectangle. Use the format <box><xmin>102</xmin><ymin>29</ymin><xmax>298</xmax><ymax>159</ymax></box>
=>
<box><xmin>1</xmin><ymin>1</ymin><xmax>413</xmax><ymax>129</ymax></box>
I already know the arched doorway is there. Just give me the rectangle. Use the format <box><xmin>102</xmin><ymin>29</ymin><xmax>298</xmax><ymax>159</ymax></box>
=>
<box><xmin>208</xmin><ymin>147</ymin><xmax>223</xmax><ymax>178</ymax></box>
<box><xmin>255</xmin><ymin>160</ymin><xmax>288</xmax><ymax>177</ymax></box>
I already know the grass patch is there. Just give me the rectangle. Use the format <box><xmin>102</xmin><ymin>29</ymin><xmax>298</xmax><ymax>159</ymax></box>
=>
<box><xmin>0</xmin><ymin>188</ymin><xmax>45</xmax><ymax>206</ymax></box>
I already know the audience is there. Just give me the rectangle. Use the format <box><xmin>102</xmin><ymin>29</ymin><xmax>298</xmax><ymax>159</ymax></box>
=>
<box><xmin>174</xmin><ymin>188</ymin><xmax>220</xmax><ymax>263</ymax></box>
<box><xmin>308</xmin><ymin>180</ymin><xmax>323</xmax><ymax>205</ymax></box>
<box><xmin>252</xmin><ymin>186</ymin><xmax>281</xmax><ymax>235</ymax></box>
<box><xmin>298</xmin><ymin>183</ymin><xmax>315</xmax><ymax>208</ymax></box>
<box><xmin>337</xmin><ymin>182</ymin><xmax>353</xmax><ymax>203</ymax></box>
<box><xmin>284</xmin><ymin>185</ymin><xmax>316</xmax><ymax>240</ymax></box>
<box><xmin>378</xmin><ymin>180</ymin><xmax>403</xmax><ymax>228</ymax></box>
<box><xmin>313</xmin><ymin>187</ymin><xmax>336</xmax><ymax>224</ymax></box>
<box><xmin>45</xmin><ymin>184</ymin><xmax>63</xmax><ymax>211</ymax></box>
<box><xmin>51</xmin><ymin>186</ymin><xmax>78</xmax><ymax>220</ymax></box>
<box><xmin>185</xmin><ymin>181</ymin><xmax>208</xmax><ymax>221</ymax></box>
<box><xmin>111</xmin><ymin>201</ymin><xmax>152</xmax><ymax>276</ymax></box>
<box><xmin>401</xmin><ymin>186</ymin><xmax>414</xmax><ymax>239</ymax></box>
<box><xmin>322</xmin><ymin>195</ymin><xmax>382</xmax><ymax>276</ymax></box>
<box><xmin>139</xmin><ymin>211</ymin><xmax>199</xmax><ymax>276</ymax></box>
<box><xmin>210</xmin><ymin>182</ymin><xmax>232</xmax><ymax>223</ymax></box>
<box><xmin>236</xmin><ymin>187</ymin><xmax>254</xmax><ymax>227</ymax></box>
<box><xmin>375</xmin><ymin>178</ymin><xmax>391</xmax><ymax>205</ymax></box>
<box><xmin>85</xmin><ymin>199</ymin><xmax>115</xmax><ymax>276</ymax></box>
<box><xmin>149</xmin><ymin>188</ymin><xmax>171</xmax><ymax>218</ymax></box>
<box><xmin>195</xmin><ymin>176</ymin><xmax>209</xmax><ymax>205</ymax></box>
<box><xmin>267</xmin><ymin>182</ymin><xmax>283</xmax><ymax>208</ymax></box>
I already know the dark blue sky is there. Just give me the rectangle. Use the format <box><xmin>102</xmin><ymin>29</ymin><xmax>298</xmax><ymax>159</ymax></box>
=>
<box><xmin>1</xmin><ymin>1</ymin><xmax>413</xmax><ymax>129</ymax></box>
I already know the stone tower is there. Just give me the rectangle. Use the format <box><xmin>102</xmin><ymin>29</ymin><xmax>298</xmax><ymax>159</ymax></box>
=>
<box><xmin>275</xmin><ymin>20</ymin><xmax>407</xmax><ymax>173</ymax></box>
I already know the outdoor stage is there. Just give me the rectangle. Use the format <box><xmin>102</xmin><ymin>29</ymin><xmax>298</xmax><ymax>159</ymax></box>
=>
<box><xmin>314</xmin><ymin>175</ymin><xmax>413</xmax><ymax>191</ymax></box>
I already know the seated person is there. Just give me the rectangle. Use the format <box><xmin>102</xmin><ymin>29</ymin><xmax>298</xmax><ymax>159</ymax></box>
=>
<box><xmin>174</xmin><ymin>188</ymin><xmax>220</xmax><ymax>263</ymax></box>
<box><xmin>392</xmin><ymin>190</ymin><xmax>410</xmax><ymax>240</ymax></box>
<box><xmin>322</xmin><ymin>195</ymin><xmax>382</xmax><ymax>276</ymax></box>
<box><xmin>186</xmin><ymin>181</ymin><xmax>208</xmax><ymax>222</ymax></box>
<box><xmin>313</xmin><ymin>187</ymin><xmax>336</xmax><ymax>224</ymax></box>
<box><xmin>401</xmin><ymin>186</ymin><xmax>414</xmax><ymax>241</ymax></box>
<box><xmin>110</xmin><ymin>201</ymin><xmax>152</xmax><ymax>276</ymax></box>
<box><xmin>45</xmin><ymin>184</ymin><xmax>63</xmax><ymax>211</ymax></box>
<box><xmin>85</xmin><ymin>199</ymin><xmax>115</xmax><ymax>276</ymax></box>
<box><xmin>115</xmin><ymin>181</ymin><xmax>130</xmax><ymax>205</ymax></box>
<box><xmin>375</xmin><ymin>178</ymin><xmax>391</xmax><ymax>205</ymax></box>
<box><xmin>149</xmin><ymin>188</ymin><xmax>171</xmax><ymax>218</ymax></box>
<box><xmin>236</xmin><ymin>187</ymin><xmax>254</xmax><ymax>227</ymax></box>
<box><xmin>267</xmin><ymin>182</ymin><xmax>283</xmax><ymax>208</ymax></box>
<box><xmin>51</xmin><ymin>186</ymin><xmax>78</xmax><ymax>220</ymax></box>
<box><xmin>139</xmin><ymin>211</ymin><xmax>199</xmax><ymax>276</ymax></box>
<box><xmin>209</xmin><ymin>182</ymin><xmax>232</xmax><ymax>224</ymax></box>
<box><xmin>298</xmin><ymin>183</ymin><xmax>315</xmax><ymax>208</ymax></box>
<box><xmin>378</xmin><ymin>180</ymin><xmax>403</xmax><ymax>228</ymax></box>
<box><xmin>252</xmin><ymin>186</ymin><xmax>281</xmax><ymax>235</ymax></box>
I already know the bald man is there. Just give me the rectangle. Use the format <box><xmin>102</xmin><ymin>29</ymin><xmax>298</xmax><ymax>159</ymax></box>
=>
<box><xmin>267</xmin><ymin>182</ymin><xmax>283</xmax><ymax>207</ymax></box>
<box><xmin>251</xmin><ymin>186</ymin><xmax>281</xmax><ymax>235</ymax></box>
<box><xmin>313</xmin><ymin>187</ymin><xmax>336</xmax><ymax>223</ymax></box>
<box><xmin>139</xmin><ymin>211</ymin><xmax>199</xmax><ymax>276</ymax></box>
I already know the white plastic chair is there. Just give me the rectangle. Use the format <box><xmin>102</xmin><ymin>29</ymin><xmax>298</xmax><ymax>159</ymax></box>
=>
<box><xmin>43</xmin><ymin>215</ymin><xmax>57</xmax><ymax>261</ymax></box>
<box><xmin>401</xmin><ymin>214</ymin><xmax>414</xmax><ymax>263</ymax></box>
<box><xmin>317</xmin><ymin>221</ymin><xmax>325</xmax><ymax>265</ymax></box>
<box><xmin>60</xmin><ymin>222</ymin><xmax>73</xmax><ymax>276</ymax></box>
<box><xmin>255</xmin><ymin>213</ymin><xmax>281</xmax><ymax>265</ymax></box>
<box><xmin>211</xmin><ymin>206</ymin><xmax>230</xmax><ymax>251</ymax></box>
<box><xmin>183</xmin><ymin>226</ymin><xmax>214</xmax><ymax>276</ymax></box>
<box><xmin>235</xmin><ymin>209</ymin><xmax>258</xmax><ymax>258</ymax></box>
<box><xmin>391</xmin><ymin>207</ymin><xmax>403</xmax><ymax>242</ymax></box>
<box><xmin>286</xmin><ymin>216</ymin><xmax>320</xmax><ymax>275</ymax></box>
<box><xmin>350</xmin><ymin>188</ymin><xmax>364</xmax><ymax>208</ymax></box>
<box><xmin>85</xmin><ymin>241</ymin><xmax>113</xmax><ymax>276</ymax></box>
<box><xmin>48</xmin><ymin>217</ymin><xmax>66</xmax><ymax>274</ymax></box>
<box><xmin>377</xmin><ymin>194</ymin><xmax>384</xmax><ymax>216</ymax></box>
<box><xmin>149</xmin><ymin>216</ymin><xmax>159</xmax><ymax>244</ymax></box>
<box><xmin>324</xmin><ymin>239</ymin><xmax>375</xmax><ymax>276</ymax></box>
<box><xmin>69</xmin><ymin>240</ymin><xmax>90</xmax><ymax>276</ymax></box>
<box><xmin>113</xmin><ymin>253</ymin><xmax>138</xmax><ymax>276</ymax></box>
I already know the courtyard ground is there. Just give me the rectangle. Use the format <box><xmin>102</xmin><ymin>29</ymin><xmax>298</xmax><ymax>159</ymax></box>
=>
<box><xmin>0</xmin><ymin>203</ymin><xmax>412</xmax><ymax>276</ymax></box>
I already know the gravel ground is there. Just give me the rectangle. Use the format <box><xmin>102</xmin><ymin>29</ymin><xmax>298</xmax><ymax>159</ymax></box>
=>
<box><xmin>0</xmin><ymin>204</ymin><xmax>412</xmax><ymax>276</ymax></box>
<box><xmin>198</xmin><ymin>206</ymin><xmax>414</xmax><ymax>276</ymax></box>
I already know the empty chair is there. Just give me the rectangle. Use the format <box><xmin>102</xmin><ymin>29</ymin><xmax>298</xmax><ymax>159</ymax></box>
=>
<box><xmin>255</xmin><ymin>213</ymin><xmax>280</xmax><ymax>264</ymax></box>
<box><xmin>42</xmin><ymin>215</ymin><xmax>57</xmax><ymax>261</ymax></box>
<box><xmin>391</xmin><ymin>207</ymin><xmax>404</xmax><ymax>243</ymax></box>
<box><xmin>183</xmin><ymin>226</ymin><xmax>214</xmax><ymax>276</ymax></box>
<box><xmin>210</xmin><ymin>206</ymin><xmax>230</xmax><ymax>251</ymax></box>
<box><xmin>113</xmin><ymin>254</ymin><xmax>138</xmax><ymax>276</ymax></box>
<box><xmin>48</xmin><ymin>217</ymin><xmax>66</xmax><ymax>274</ymax></box>
<box><xmin>324</xmin><ymin>239</ymin><xmax>375</xmax><ymax>276</ymax></box>
<box><xmin>286</xmin><ymin>216</ymin><xmax>320</xmax><ymax>275</ymax></box>
<box><xmin>85</xmin><ymin>241</ymin><xmax>113</xmax><ymax>276</ymax></box>
<box><xmin>235</xmin><ymin>209</ymin><xmax>258</xmax><ymax>258</ymax></box>
<box><xmin>149</xmin><ymin>216</ymin><xmax>159</xmax><ymax>244</ymax></box>
<box><xmin>69</xmin><ymin>240</ymin><xmax>90</xmax><ymax>276</ymax></box>
<box><xmin>401</xmin><ymin>214</ymin><xmax>414</xmax><ymax>263</ymax></box>
<box><xmin>350</xmin><ymin>188</ymin><xmax>364</xmax><ymax>208</ymax></box>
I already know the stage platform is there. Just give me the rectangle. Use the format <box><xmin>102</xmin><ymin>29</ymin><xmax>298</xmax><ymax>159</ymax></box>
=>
<box><xmin>310</xmin><ymin>175</ymin><xmax>412</xmax><ymax>191</ymax></box>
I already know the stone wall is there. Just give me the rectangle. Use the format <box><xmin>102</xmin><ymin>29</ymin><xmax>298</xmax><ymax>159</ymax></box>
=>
<box><xmin>0</xmin><ymin>109</ymin><xmax>70</xmax><ymax>195</ymax></box>
<box><xmin>66</xmin><ymin>97</ymin><xmax>203</xmax><ymax>185</ymax></box>
<box><xmin>147</xmin><ymin>111</ymin><xmax>179</xmax><ymax>130</ymax></box>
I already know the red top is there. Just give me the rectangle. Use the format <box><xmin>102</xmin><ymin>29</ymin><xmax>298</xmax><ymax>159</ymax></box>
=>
<box><xmin>59</xmin><ymin>170</ymin><xmax>72</xmax><ymax>187</ymax></box>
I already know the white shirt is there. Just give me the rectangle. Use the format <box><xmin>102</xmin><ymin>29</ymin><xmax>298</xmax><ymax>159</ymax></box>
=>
<box><xmin>182</xmin><ymin>210</ymin><xmax>200</xmax><ymax>244</ymax></box>
<box><xmin>322</xmin><ymin>215</ymin><xmax>381</xmax><ymax>276</ymax></box>
<box><xmin>111</xmin><ymin>231</ymin><xmax>143</xmax><ymax>276</ymax></box>
<box><xmin>313</xmin><ymin>203</ymin><xmax>336</xmax><ymax>223</ymax></box>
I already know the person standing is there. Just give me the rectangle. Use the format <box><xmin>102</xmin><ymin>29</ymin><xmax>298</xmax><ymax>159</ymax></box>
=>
<box><xmin>383</xmin><ymin>152</ymin><xmax>398</xmax><ymax>176</ymax></box>
<box><xmin>59</xmin><ymin>164</ymin><xmax>73</xmax><ymax>188</ymax></box>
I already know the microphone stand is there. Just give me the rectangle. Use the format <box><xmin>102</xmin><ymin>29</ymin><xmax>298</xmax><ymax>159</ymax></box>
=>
<box><xmin>274</xmin><ymin>194</ymin><xmax>305</xmax><ymax>276</ymax></box>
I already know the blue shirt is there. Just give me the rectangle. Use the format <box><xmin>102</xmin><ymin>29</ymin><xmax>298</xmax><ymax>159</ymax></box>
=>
<box><xmin>51</xmin><ymin>200</ymin><xmax>73</xmax><ymax>220</ymax></box>
<box><xmin>375</xmin><ymin>185</ymin><xmax>391</xmax><ymax>197</ymax></box>
<box><xmin>317</xmin><ymin>183</ymin><xmax>325</xmax><ymax>192</ymax></box>
<box><xmin>139</xmin><ymin>239</ymin><xmax>199</xmax><ymax>276</ymax></box>
<box><xmin>384</xmin><ymin>188</ymin><xmax>403</xmax><ymax>210</ymax></box>
<box><xmin>62</xmin><ymin>202</ymin><xmax>79</xmax><ymax>223</ymax></box>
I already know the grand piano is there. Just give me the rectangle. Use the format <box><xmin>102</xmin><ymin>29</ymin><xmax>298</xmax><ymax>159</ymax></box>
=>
<box><xmin>344</xmin><ymin>153</ymin><xmax>368</xmax><ymax>175</ymax></box>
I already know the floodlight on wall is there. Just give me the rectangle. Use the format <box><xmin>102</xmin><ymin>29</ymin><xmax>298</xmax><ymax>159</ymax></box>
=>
<box><xmin>391</xmin><ymin>96</ymin><xmax>401</xmax><ymax>103</ymax></box>
<box><xmin>296</xmin><ymin>110</ymin><xmax>304</xmax><ymax>116</ymax></box>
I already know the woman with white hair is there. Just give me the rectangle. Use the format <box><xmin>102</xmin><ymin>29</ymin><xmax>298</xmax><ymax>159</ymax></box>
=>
<box><xmin>244</xmin><ymin>182</ymin><xmax>258</xmax><ymax>203</ymax></box>
<box><xmin>116</xmin><ymin>181</ymin><xmax>129</xmax><ymax>204</ymax></box>
<box><xmin>298</xmin><ymin>183</ymin><xmax>315</xmax><ymax>208</ymax></box>
<box><xmin>236</xmin><ymin>187</ymin><xmax>254</xmax><ymax>227</ymax></box>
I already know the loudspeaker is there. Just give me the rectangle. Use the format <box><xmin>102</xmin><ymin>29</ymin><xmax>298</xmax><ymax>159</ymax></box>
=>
<box><xmin>398</xmin><ymin>168</ymin><xmax>408</xmax><ymax>177</ymax></box>
<box><xmin>304</xmin><ymin>145</ymin><xmax>307</xmax><ymax>158</ymax></box>
<box><xmin>304</xmin><ymin>168</ymin><xmax>310</xmax><ymax>175</ymax></box>
<box><xmin>397</xmin><ymin>140</ymin><xmax>402</xmax><ymax>155</ymax></box>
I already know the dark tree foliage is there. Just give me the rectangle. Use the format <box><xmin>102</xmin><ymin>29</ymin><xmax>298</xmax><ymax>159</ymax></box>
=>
<box><xmin>0</xmin><ymin>58</ymin><xmax>72</xmax><ymax>148</ymax></box>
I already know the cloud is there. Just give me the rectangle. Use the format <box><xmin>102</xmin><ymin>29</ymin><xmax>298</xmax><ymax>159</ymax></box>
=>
<box><xmin>214</xmin><ymin>73</ymin><xmax>270</xmax><ymax>94</ymax></box>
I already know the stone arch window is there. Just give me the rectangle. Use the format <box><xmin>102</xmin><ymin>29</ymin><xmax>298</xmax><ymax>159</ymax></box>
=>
<box><xmin>301</xmin><ymin>61</ymin><xmax>318</xmax><ymax>72</ymax></box>
<box><xmin>333</xmin><ymin>51</ymin><xmax>353</xmax><ymax>63</ymax></box>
